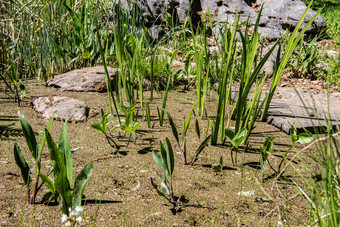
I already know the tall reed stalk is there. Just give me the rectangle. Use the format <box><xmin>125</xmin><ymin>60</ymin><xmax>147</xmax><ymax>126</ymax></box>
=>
<box><xmin>211</xmin><ymin>14</ymin><xmax>238</xmax><ymax>145</ymax></box>
<box><xmin>261</xmin><ymin>0</ymin><xmax>319</xmax><ymax>121</ymax></box>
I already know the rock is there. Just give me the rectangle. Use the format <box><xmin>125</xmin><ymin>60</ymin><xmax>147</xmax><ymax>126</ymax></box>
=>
<box><xmin>148</xmin><ymin>25</ymin><xmax>166</xmax><ymax>41</ymax></box>
<box><xmin>201</xmin><ymin>0</ymin><xmax>326</xmax><ymax>40</ymax></box>
<box><xmin>46</xmin><ymin>66</ymin><xmax>118</xmax><ymax>92</ymax></box>
<box><xmin>121</xmin><ymin>0</ymin><xmax>326</xmax><ymax>41</ymax></box>
<box><xmin>261</xmin><ymin>44</ymin><xmax>280</xmax><ymax>75</ymax></box>
<box><xmin>266</xmin><ymin>87</ymin><xmax>340</xmax><ymax>134</ymax></box>
<box><xmin>32</xmin><ymin>95</ymin><xmax>90</xmax><ymax>122</ymax></box>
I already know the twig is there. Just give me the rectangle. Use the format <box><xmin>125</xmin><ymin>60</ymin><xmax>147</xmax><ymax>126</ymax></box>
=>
<box><xmin>88</xmin><ymin>154</ymin><xmax>118</xmax><ymax>162</ymax></box>
<box><xmin>272</xmin><ymin>132</ymin><xmax>340</xmax><ymax>189</ymax></box>
<box><xmin>255</xmin><ymin>177</ymin><xmax>275</xmax><ymax>202</ymax></box>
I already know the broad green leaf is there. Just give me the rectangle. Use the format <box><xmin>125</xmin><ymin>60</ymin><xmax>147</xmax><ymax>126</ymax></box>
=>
<box><xmin>39</xmin><ymin>173</ymin><xmax>55</xmax><ymax>194</ymax></box>
<box><xmin>165</xmin><ymin>138</ymin><xmax>175</xmax><ymax>177</ymax></box>
<box><xmin>18</xmin><ymin>112</ymin><xmax>37</xmax><ymax>160</ymax></box>
<box><xmin>14</xmin><ymin>143</ymin><xmax>31</xmax><ymax>186</ymax></box>
<box><xmin>152</xmin><ymin>151</ymin><xmax>168</xmax><ymax>178</ymax></box>
<box><xmin>225</xmin><ymin>129</ymin><xmax>236</xmax><ymax>147</ymax></box>
<box><xmin>38</xmin><ymin>116</ymin><xmax>54</xmax><ymax>171</ymax></box>
<box><xmin>296</xmin><ymin>133</ymin><xmax>313</xmax><ymax>144</ymax></box>
<box><xmin>159</xmin><ymin>141</ymin><xmax>167</xmax><ymax>169</ymax></box>
<box><xmin>72</xmin><ymin>161</ymin><xmax>93</xmax><ymax>208</ymax></box>
<box><xmin>45</xmin><ymin>129</ymin><xmax>71</xmax><ymax>215</ymax></box>
<box><xmin>132</xmin><ymin>121</ymin><xmax>140</xmax><ymax>132</ymax></box>
<box><xmin>58</xmin><ymin>121</ymin><xmax>72</xmax><ymax>185</ymax></box>
<box><xmin>91</xmin><ymin>123</ymin><xmax>104</xmax><ymax>134</ymax></box>
<box><xmin>233</xmin><ymin>128</ymin><xmax>248</xmax><ymax>147</ymax></box>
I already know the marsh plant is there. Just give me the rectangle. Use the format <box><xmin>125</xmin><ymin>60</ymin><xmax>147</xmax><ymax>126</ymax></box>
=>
<box><xmin>41</xmin><ymin>121</ymin><xmax>93</xmax><ymax>216</ymax></box>
<box><xmin>151</xmin><ymin>137</ymin><xmax>176</xmax><ymax>203</ymax></box>
<box><xmin>258</xmin><ymin>137</ymin><xmax>281</xmax><ymax>182</ymax></box>
<box><xmin>14</xmin><ymin>112</ymin><xmax>93</xmax><ymax>218</ymax></box>
<box><xmin>14</xmin><ymin>112</ymin><xmax>53</xmax><ymax>204</ymax></box>
<box><xmin>224</xmin><ymin>128</ymin><xmax>248</xmax><ymax>166</ymax></box>
<box><xmin>91</xmin><ymin>108</ymin><xmax>120</xmax><ymax>151</ymax></box>
<box><xmin>292</xmin><ymin>126</ymin><xmax>340</xmax><ymax>226</ymax></box>
<box><xmin>261</xmin><ymin>0</ymin><xmax>319</xmax><ymax>120</ymax></box>
<box><xmin>164</xmin><ymin>108</ymin><xmax>211</xmax><ymax>165</ymax></box>
<box><xmin>118</xmin><ymin>103</ymin><xmax>141</xmax><ymax>144</ymax></box>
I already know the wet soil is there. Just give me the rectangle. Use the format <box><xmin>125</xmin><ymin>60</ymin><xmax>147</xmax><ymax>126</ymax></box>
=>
<box><xmin>0</xmin><ymin>82</ymin><xmax>313</xmax><ymax>226</ymax></box>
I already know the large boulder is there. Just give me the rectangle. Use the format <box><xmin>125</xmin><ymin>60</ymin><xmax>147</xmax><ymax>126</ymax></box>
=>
<box><xmin>46</xmin><ymin>66</ymin><xmax>118</xmax><ymax>92</ymax></box>
<box><xmin>117</xmin><ymin>0</ymin><xmax>326</xmax><ymax>41</ymax></box>
<box><xmin>201</xmin><ymin>0</ymin><xmax>326</xmax><ymax>40</ymax></box>
<box><xmin>32</xmin><ymin>95</ymin><xmax>91</xmax><ymax>122</ymax></box>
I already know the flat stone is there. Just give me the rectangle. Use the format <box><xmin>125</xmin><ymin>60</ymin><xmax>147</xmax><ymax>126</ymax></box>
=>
<box><xmin>267</xmin><ymin>87</ymin><xmax>340</xmax><ymax>134</ymax></box>
<box><xmin>46</xmin><ymin>66</ymin><xmax>118</xmax><ymax>92</ymax></box>
<box><xmin>32</xmin><ymin>95</ymin><xmax>89</xmax><ymax>122</ymax></box>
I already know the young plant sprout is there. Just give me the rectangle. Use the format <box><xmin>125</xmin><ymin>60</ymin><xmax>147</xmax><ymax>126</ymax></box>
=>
<box><xmin>163</xmin><ymin>107</ymin><xmax>211</xmax><ymax>165</ymax></box>
<box><xmin>119</xmin><ymin>103</ymin><xmax>141</xmax><ymax>145</ymax></box>
<box><xmin>224</xmin><ymin>128</ymin><xmax>248</xmax><ymax>166</ymax></box>
<box><xmin>91</xmin><ymin>108</ymin><xmax>120</xmax><ymax>152</ymax></box>
<box><xmin>151</xmin><ymin>137</ymin><xmax>188</xmax><ymax>213</ymax></box>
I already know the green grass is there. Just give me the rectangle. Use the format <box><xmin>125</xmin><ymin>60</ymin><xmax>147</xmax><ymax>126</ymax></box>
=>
<box><xmin>3</xmin><ymin>0</ymin><xmax>340</xmax><ymax>225</ymax></box>
<box><xmin>303</xmin><ymin>0</ymin><xmax>340</xmax><ymax>43</ymax></box>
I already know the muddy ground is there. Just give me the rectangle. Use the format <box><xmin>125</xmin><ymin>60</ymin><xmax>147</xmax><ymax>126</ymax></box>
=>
<box><xmin>0</xmin><ymin>82</ymin><xmax>316</xmax><ymax>226</ymax></box>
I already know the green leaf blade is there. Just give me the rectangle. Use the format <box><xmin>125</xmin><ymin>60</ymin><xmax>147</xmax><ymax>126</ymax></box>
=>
<box><xmin>72</xmin><ymin>161</ymin><xmax>93</xmax><ymax>209</ymax></box>
<box><xmin>58</xmin><ymin>121</ymin><xmax>72</xmax><ymax>184</ymax></box>
<box><xmin>18</xmin><ymin>112</ymin><xmax>37</xmax><ymax>160</ymax></box>
<box><xmin>14</xmin><ymin>143</ymin><xmax>31</xmax><ymax>187</ymax></box>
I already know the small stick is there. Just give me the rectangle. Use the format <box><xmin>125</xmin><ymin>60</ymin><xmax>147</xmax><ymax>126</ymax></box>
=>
<box><xmin>272</xmin><ymin>132</ymin><xmax>339</xmax><ymax>190</ymax></box>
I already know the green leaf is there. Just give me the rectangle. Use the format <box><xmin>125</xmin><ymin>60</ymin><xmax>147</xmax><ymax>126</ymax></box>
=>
<box><xmin>132</xmin><ymin>121</ymin><xmax>141</xmax><ymax>132</ymax></box>
<box><xmin>152</xmin><ymin>151</ymin><xmax>168</xmax><ymax>178</ymax></box>
<box><xmin>195</xmin><ymin>118</ymin><xmax>200</xmax><ymax>139</ymax></box>
<box><xmin>72</xmin><ymin>161</ymin><xmax>93</xmax><ymax>209</ymax></box>
<box><xmin>163</xmin><ymin>109</ymin><xmax>179</xmax><ymax>146</ymax></box>
<box><xmin>39</xmin><ymin>173</ymin><xmax>55</xmax><ymax>194</ymax></box>
<box><xmin>225</xmin><ymin>129</ymin><xmax>236</xmax><ymax>147</ymax></box>
<box><xmin>234</xmin><ymin>128</ymin><xmax>248</xmax><ymax>147</ymax></box>
<box><xmin>160</xmin><ymin>174</ymin><xmax>170</xmax><ymax>196</ymax></box>
<box><xmin>58</xmin><ymin>121</ymin><xmax>72</xmax><ymax>185</ymax></box>
<box><xmin>14</xmin><ymin>143</ymin><xmax>31</xmax><ymax>186</ymax></box>
<box><xmin>194</xmin><ymin>135</ymin><xmax>211</xmax><ymax>158</ymax></box>
<box><xmin>165</xmin><ymin>138</ymin><xmax>175</xmax><ymax>177</ymax></box>
<box><xmin>82</xmin><ymin>51</ymin><xmax>91</xmax><ymax>59</ymax></box>
<box><xmin>182</xmin><ymin>104</ymin><xmax>194</xmax><ymax>143</ymax></box>
<box><xmin>296</xmin><ymin>133</ymin><xmax>313</xmax><ymax>144</ymax></box>
<box><xmin>91</xmin><ymin>123</ymin><xmax>104</xmax><ymax>134</ymax></box>
<box><xmin>150</xmin><ymin>177</ymin><xmax>166</xmax><ymax>197</ymax></box>
<box><xmin>18</xmin><ymin>112</ymin><xmax>37</xmax><ymax>160</ymax></box>
<box><xmin>45</xmin><ymin>129</ymin><xmax>71</xmax><ymax>215</ymax></box>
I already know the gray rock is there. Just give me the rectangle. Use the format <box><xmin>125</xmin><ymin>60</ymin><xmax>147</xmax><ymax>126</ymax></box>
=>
<box><xmin>46</xmin><ymin>66</ymin><xmax>118</xmax><ymax>92</ymax></box>
<box><xmin>148</xmin><ymin>25</ymin><xmax>166</xmax><ymax>40</ymax></box>
<box><xmin>115</xmin><ymin>0</ymin><xmax>326</xmax><ymax>41</ymax></box>
<box><xmin>32</xmin><ymin>96</ymin><xmax>90</xmax><ymax>122</ymax></box>
<box><xmin>266</xmin><ymin>87</ymin><xmax>340</xmax><ymax>134</ymax></box>
<box><xmin>261</xmin><ymin>44</ymin><xmax>280</xmax><ymax>75</ymax></box>
<box><xmin>202</xmin><ymin>0</ymin><xmax>326</xmax><ymax>40</ymax></box>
